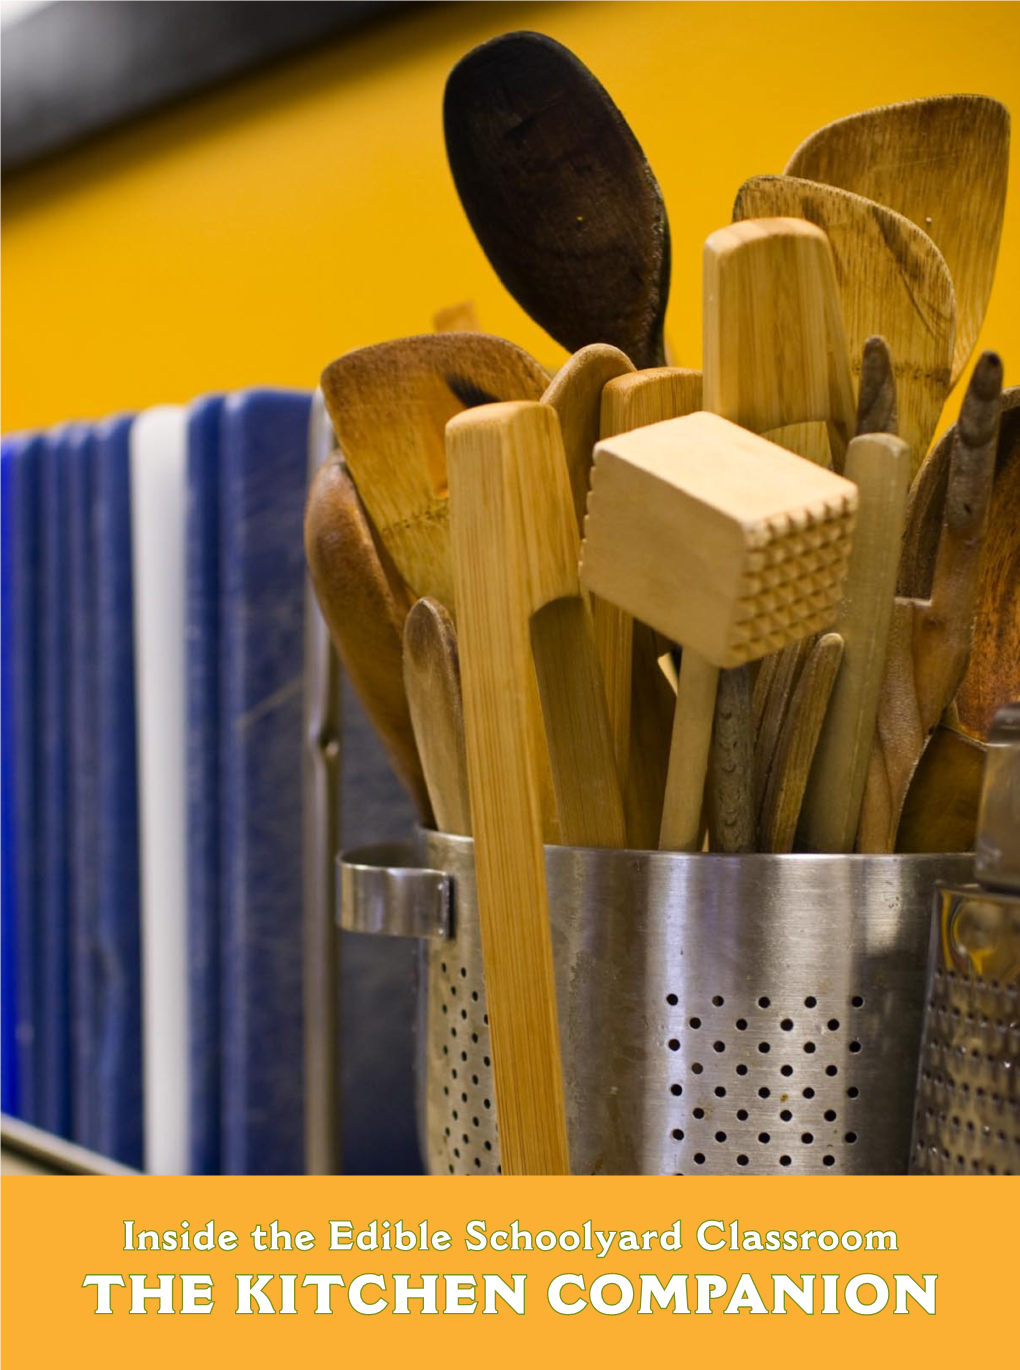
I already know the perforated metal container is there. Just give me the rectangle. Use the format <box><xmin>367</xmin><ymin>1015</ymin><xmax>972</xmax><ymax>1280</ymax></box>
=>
<box><xmin>340</xmin><ymin>835</ymin><xmax>970</xmax><ymax>1176</ymax></box>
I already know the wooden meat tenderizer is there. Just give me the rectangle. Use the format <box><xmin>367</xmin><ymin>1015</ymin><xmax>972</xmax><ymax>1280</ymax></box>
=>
<box><xmin>580</xmin><ymin>411</ymin><xmax>858</xmax><ymax>850</ymax></box>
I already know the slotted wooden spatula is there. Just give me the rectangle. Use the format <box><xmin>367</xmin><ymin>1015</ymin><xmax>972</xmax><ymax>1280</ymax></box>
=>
<box><xmin>786</xmin><ymin>95</ymin><xmax>1009</xmax><ymax>385</ymax></box>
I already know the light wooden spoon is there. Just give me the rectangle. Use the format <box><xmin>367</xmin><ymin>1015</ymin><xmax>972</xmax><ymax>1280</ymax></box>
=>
<box><xmin>303</xmin><ymin>453</ymin><xmax>432</xmax><ymax>825</ymax></box>
<box><xmin>733</xmin><ymin>176</ymin><xmax>956</xmax><ymax>474</ymax></box>
<box><xmin>320</xmin><ymin>332</ymin><xmax>548</xmax><ymax>612</ymax></box>
<box><xmin>444</xmin><ymin>30</ymin><xmax>670</xmax><ymax>368</ymax></box>
<box><xmin>786</xmin><ymin>94</ymin><xmax>1010</xmax><ymax>385</ymax></box>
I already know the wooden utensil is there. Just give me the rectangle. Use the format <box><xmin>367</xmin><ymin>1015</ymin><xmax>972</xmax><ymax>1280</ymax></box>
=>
<box><xmin>901</xmin><ymin>385</ymin><xmax>1020</xmax><ymax>735</ymax></box>
<box><xmin>786</xmin><ymin>95</ymin><xmax>1010</xmax><ymax>385</ymax></box>
<box><xmin>733</xmin><ymin>177</ymin><xmax>955</xmax><ymax>472</ymax></box>
<box><xmin>448</xmin><ymin>399</ymin><xmax>626</xmax><ymax>1174</ymax></box>
<box><xmin>896</xmin><ymin>722</ymin><xmax>987</xmax><ymax>853</ymax></box>
<box><xmin>703</xmin><ymin>217</ymin><xmax>857</xmax><ymax>472</ymax></box>
<box><xmin>541</xmin><ymin>345</ymin><xmax>635</xmax><ymax>792</ymax></box>
<box><xmin>797</xmin><ymin>432</ymin><xmax>912</xmax><ymax>852</ymax></box>
<box><xmin>857</xmin><ymin>352</ymin><xmax>1003</xmax><ymax>852</ymax></box>
<box><xmin>580</xmin><ymin>411</ymin><xmax>857</xmax><ymax>851</ymax></box>
<box><xmin>761</xmin><ymin>632</ymin><xmax>845</xmax><ymax>852</ymax></box>
<box><xmin>304</xmin><ymin>453</ymin><xmax>432</xmax><ymax>825</ymax></box>
<box><xmin>856</xmin><ymin>335</ymin><xmax>898</xmax><ymax>437</ymax></box>
<box><xmin>706</xmin><ymin>666</ymin><xmax>756</xmax><ymax>852</ymax></box>
<box><xmin>402</xmin><ymin>597</ymin><xmax>471</xmax><ymax>836</ymax></box>
<box><xmin>444</xmin><ymin>31</ymin><xmax>670</xmax><ymax>368</ymax></box>
<box><xmin>320</xmin><ymin>332</ymin><xmax>548</xmax><ymax>611</ymax></box>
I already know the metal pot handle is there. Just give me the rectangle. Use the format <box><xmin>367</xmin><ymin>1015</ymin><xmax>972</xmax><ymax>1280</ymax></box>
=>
<box><xmin>337</xmin><ymin>842</ymin><xmax>453</xmax><ymax>940</ymax></box>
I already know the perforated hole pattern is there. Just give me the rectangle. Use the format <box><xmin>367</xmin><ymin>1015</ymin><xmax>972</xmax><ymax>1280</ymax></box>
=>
<box><xmin>427</xmin><ymin>948</ymin><xmax>500</xmax><ymax>1175</ymax></box>
<box><xmin>911</xmin><ymin>969</ymin><xmax>1020</xmax><ymax>1175</ymax></box>
<box><xmin>663</xmin><ymin>989</ymin><xmax>867</xmax><ymax>1174</ymax></box>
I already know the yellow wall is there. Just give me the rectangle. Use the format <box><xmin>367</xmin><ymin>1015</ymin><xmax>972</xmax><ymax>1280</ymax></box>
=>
<box><xmin>2</xmin><ymin>0</ymin><xmax>1017</xmax><ymax>435</ymax></box>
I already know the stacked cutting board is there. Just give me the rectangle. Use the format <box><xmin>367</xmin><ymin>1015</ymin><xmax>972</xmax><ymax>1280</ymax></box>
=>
<box><xmin>306</xmin><ymin>32</ymin><xmax>1015</xmax><ymax>1174</ymax></box>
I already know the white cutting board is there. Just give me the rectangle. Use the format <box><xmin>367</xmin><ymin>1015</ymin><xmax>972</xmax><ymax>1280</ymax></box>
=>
<box><xmin>130</xmin><ymin>406</ymin><xmax>189</xmax><ymax>1175</ymax></box>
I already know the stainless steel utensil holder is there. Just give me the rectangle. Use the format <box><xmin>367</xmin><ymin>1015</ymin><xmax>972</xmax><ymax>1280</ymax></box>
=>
<box><xmin>340</xmin><ymin>834</ymin><xmax>970</xmax><ymax>1176</ymax></box>
<box><xmin>910</xmin><ymin>885</ymin><xmax>1020</xmax><ymax>1175</ymax></box>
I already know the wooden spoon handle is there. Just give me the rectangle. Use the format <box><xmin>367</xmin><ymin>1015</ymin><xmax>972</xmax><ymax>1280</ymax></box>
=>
<box><xmin>659</xmin><ymin>651</ymin><xmax>719</xmax><ymax>852</ymax></box>
<box><xmin>706</xmin><ymin>665</ymin><xmax>755</xmax><ymax>852</ymax></box>
<box><xmin>760</xmin><ymin>633</ymin><xmax>845</xmax><ymax>853</ymax></box>
<box><xmin>797</xmin><ymin>432</ymin><xmax>911</xmax><ymax>852</ymax></box>
<box><xmin>403</xmin><ymin>597</ymin><xmax>471</xmax><ymax>836</ymax></box>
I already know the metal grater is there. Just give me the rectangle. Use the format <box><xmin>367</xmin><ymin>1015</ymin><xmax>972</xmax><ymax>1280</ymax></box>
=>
<box><xmin>911</xmin><ymin>702</ymin><xmax>1020</xmax><ymax>1175</ymax></box>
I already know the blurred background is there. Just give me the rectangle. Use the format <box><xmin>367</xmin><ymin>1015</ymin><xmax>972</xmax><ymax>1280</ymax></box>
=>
<box><xmin>4</xmin><ymin>0</ymin><xmax>1017</xmax><ymax>433</ymax></box>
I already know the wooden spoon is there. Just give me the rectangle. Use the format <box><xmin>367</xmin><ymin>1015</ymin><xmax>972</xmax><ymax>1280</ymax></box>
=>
<box><xmin>444</xmin><ymin>30</ymin><xmax>670</xmax><ymax>368</ymax></box>
<box><xmin>857</xmin><ymin>352</ymin><xmax>1003</xmax><ymax>852</ymax></box>
<box><xmin>320</xmin><ymin>332</ymin><xmax>548</xmax><ymax>612</ymax></box>
<box><xmin>786</xmin><ymin>95</ymin><xmax>1010</xmax><ymax>385</ymax></box>
<box><xmin>403</xmin><ymin>598</ymin><xmax>471</xmax><ymax>837</ymax></box>
<box><xmin>733</xmin><ymin>176</ymin><xmax>955</xmax><ymax>473</ymax></box>
<box><xmin>303</xmin><ymin>453</ymin><xmax>432</xmax><ymax>825</ymax></box>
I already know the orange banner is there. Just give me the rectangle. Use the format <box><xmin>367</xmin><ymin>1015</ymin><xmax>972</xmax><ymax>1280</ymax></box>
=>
<box><xmin>1</xmin><ymin>1175</ymin><xmax>1016</xmax><ymax>1366</ymax></box>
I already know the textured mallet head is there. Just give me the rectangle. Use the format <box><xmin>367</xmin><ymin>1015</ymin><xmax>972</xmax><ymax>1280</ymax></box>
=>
<box><xmin>579</xmin><ymin>411</ymin><xmax>858</xmax><ymax>668</ymax></box>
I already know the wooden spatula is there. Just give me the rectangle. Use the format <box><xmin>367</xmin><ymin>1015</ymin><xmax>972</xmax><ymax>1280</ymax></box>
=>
<box><xmin>580</xmin><ymin>411</ymin><xmax>858</xmax><ymax>851</ymax></box>
<box><xmin>796</xmin><ymin>432</ymin><xmax>912</xmax><ymax>852</ymax></box>
<box><xmin>857</xmin><ymin>352</ymin><xmax>1003</xmax><ymax>852</ymax></box>
<box><xmin>786</xmin><ymin>95</ymin><xmax>1010</xmax><ymax>385</ymax></box>
<box><xmin>304</xmin><ymin>453</ymin><xmax>432</xmax><ymax>825</ymax></box>
<box><xmin>447</xmin><ymin>400</ymin><xmax>626</xmax><ymax>1173</ymax></box>
<box><xmin>703</xmin><ymin>217</ymin><xmax>857</xmax><ymax>472</ymax></box>
<box><xmin>733</xmin><ymin>177</ymin><xmax>956</xmax><ymax>473</ymax></box>
<box><xmin>320</xmin><ymin>332</ymin><xmax>548</xmax><ymax>611</ymax></box>
<box><xmin>597</xmin><ymin>366</ymin><xmax>703</xmax><ymax>845</ymax></box>
<box><xmin>542</xmin><ymin>345</ymin><xmax>635</xmax><ymax>790</ymax></box>
<box><xmin>403</xmin><ymin>597</ymin><xmax>471</xmax><ymax>836</ymax></box>
<box><xmin>444</xmin><ymin>31</ymin><xmax>670</xmax><ymax>369</ymax></box>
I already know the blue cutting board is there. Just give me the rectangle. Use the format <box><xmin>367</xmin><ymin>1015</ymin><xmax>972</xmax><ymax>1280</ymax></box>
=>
<box><xmin>67</xmin><ymin>424</ymin><xmax>99</xmax><ymax>1148</ymax></box>
<box><xmin>185</xmin><ymin>394</ymin><xmax>225</xmax><ymax>1175</ymax></box>
<box><xmin>5</xmin><ymin>433</ymin><xmax>45</xmax><ymax>1124</ymax></box>
<box><xmin>219</xmin><ymin>389</ymin><xmax>310</xmax><ymax>1175</ymax></box>
<box><xmin>38</xmin><ymin>426</ymin><xmax>74</xmax><ymax>1137</ymax></box>
<box><xmin>93</xmin><ymin>413</ymin><xmax>144</xmax><ymax>1168</ymax></box>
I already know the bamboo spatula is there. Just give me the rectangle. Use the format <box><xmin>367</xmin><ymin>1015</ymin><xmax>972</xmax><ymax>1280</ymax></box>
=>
<box><xmin>703</xmin><ymin>217</ymin><xmax>857</xmax><ymax>472</ymax></box>
<box><xmin>733</xmin><ymin>176</ymin><xmax>956</xmax><ymax>473</ymax></box>
<box><xmin>542</xmin><ymin>345</ymin><xmax>635</xmax><ymax>789</ymax></box>
<box><xmin>857</xmin><ymin>352</ymin><xmax>1003</xmax><ymax>852</ymax></box>
<box><xmin>786</xmin><ymin>95</ymin><xmax>1009</xmax><ymax>385</ymax></box>
<box><xmin>447</xmin><ymin>400</ymin><xmax>625</xmax><ymax>1173</ymax></box>
<box><xmin>304</xmin><ymin>453</ymin><xmax>432</xmax><ymax>824</ymax></box>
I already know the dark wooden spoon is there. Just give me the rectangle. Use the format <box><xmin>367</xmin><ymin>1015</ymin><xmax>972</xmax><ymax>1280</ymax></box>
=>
<box><xmin>444</xmin><ymin>30</ymin><xmax>670</xmax><ymax>369</ymax></box>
